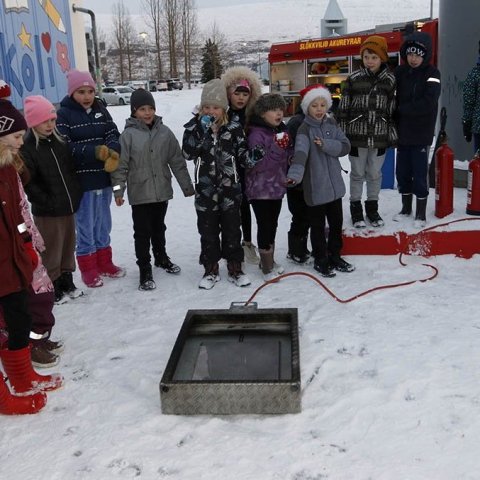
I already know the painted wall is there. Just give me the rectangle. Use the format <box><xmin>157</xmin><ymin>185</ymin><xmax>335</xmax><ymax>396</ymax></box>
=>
<box><xmin>0</xmin><ymin>0</ymin><xmax>87</xmax><ymax>108</ymax></box>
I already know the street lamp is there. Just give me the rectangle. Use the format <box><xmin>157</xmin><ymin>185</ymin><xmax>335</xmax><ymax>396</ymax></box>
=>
<box><xmin>139</xmin><ymin>31</ymin><xmax>148</xmax><ymax>84</ymax></box>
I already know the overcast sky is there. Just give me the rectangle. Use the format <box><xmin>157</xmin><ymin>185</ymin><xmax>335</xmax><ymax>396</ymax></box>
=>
<box><xmin>78</xmin><ymin>0</ymin><xmax>271</xmax><ymax>15</ymax></box>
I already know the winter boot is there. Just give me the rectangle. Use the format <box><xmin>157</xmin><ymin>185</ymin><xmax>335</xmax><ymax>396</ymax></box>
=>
<box><xmin>350</xmin><ymin>201</ymin><xmax>366</xmax><ymax>228</ymax></box>
<box><xmin>0</xmin><ymin>346</ymin><xmax>63</xmax><ymax>394</ymax></box>
<box><xmin>227</xmin><ymin>260</ymin><xmax>251</xmax><ymax>287</ymax></box>
<box><xmin>287</xmin><ymin>232</ymin><xmax>310</xmax><ymax>264</ymax></box>
<box><xmin>365</xmin><ymin>200</ymin><xmax>384</xmax><ymax>227</ymax></box>
<box><xmin>393</xmin><ymin>194</ymin><xmax>413</xmax><ymax>221</ymax></box>
<box><xmin>198</xmin><ymin>262</ymin><xmax>220</xmax><ymax>290</ymax></box>
<box><xmin>139</xmin><ymin>264</ymin><xmax>156</xmax><ymax>291</ymax></box>
<box><xmin>96</xmin><ymin>246</ymin><xmax>126</xmax><ymax>278</ymax></box>
<box><xmin>154</xmin><ymin>255</ymin><xmax>181</xmax><ymax>274</ymax></box>
<box><xmin>60</xmin><ymin>272</ymin><xmax>84</xmax><ymax>299</ymax></box>
<box><xmin>329</xmin><ymin>254</ymin><xmax>355</xmax><ymax>273</ymax></box>
<box><xmin>242</xmin><ymin>241</ymin><xmax>260</xmax><ymax>265</ymax></box>
<box><xmin>76</xmin><ymin>253</ymin><xmax>103</xmax><ymax>288</ymax></box>
<box><xmin>30</xmin><ymin>342</ymin><xmax>59</xmax><ymax>368</ymax></box>
<box><xmin>414</xmin><ymin>197</ymin><xmax>428</xmax><ymax>228</ymax></box>
<box><xmin>271</xmin><ymin>242</ymin><xmax>284</xmax><ymax>275</ymax></box>
<box><xmin>43</xmin><ymin>338</ymin><xmax>65</xmax><ymax>354</ymax></box>
<box><xmin>259</xmin><ymin>247</ymin><xmax>277</xmax><ymax>281</ymax></box>
<box><xmin>0</xmin><ymin>374</ymin><xmax>46</xmax><ymax>415</ymax></box>
<box><xmin>53</xmin><ymin>278</ymin><xmax>65</xmax><ymax>303</ymax></box>
<box><xmin>313</xmin><ymin>257</ymin><xmax>336</xmax><ymax>278</ymax></box>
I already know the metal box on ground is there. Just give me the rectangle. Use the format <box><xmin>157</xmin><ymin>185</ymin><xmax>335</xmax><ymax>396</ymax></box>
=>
<box><xmin>160</xmin><ymin>304</ymin><xmax>301</xmax><ymax>415</ymax></box>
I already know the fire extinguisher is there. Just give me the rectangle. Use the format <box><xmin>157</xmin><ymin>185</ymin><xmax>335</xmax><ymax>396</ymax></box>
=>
<box><xmin>435</xmin><ymin>108</ymin><xmax>454</xmax><ymax>218</ymax></box>
<box><xmin>466</xmin><ymin>149</ymin><xmax>480</xmax><ymax>215</ymax></box>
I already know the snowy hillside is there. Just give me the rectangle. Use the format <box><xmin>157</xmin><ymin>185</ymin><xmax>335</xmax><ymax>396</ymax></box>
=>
<box><xmin>93</xmin><ymin>0</ymin><xmax>439</xmax><ymax>43</ymax></box>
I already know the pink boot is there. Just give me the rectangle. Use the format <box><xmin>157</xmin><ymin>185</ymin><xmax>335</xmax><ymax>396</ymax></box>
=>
<box><xmin>0</xmin><ymin>374</ymin><xmax>46</xmax><ymax>415</ymax></box>
<box><xmin>0</xmin><ymin>346</ymin><xmax>63</xmax><ymax>395</ymax></box>
<box><xmin>77</xmin><ymin>253</ymin><xmax>103</xmax><ymax>287</ymax></box>
<box><xmin>96</xmin><ymin>246</ymin><xmax>125</xmax><ymax>278</ymax></box>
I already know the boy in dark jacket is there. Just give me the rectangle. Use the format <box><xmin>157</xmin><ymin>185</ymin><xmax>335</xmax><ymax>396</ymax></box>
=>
<box><xmin>394</xmin><ymin>31</ymin><xmax>441</xmax><ymax>228</ymax></box>
<box><xmin>462</xmin><ymin>42</ymin><xmax>480</xmax><ymax>153</ymax></box>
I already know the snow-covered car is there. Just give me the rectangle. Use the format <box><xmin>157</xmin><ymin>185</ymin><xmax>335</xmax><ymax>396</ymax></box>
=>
<box><xmin>101</xmin><ymin>86</ymin><xmax>134</xmax><ymax>105</ymax></box>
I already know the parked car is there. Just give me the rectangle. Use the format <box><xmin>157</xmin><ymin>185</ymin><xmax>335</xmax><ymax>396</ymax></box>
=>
<box><xmin>124</xmin><ymin>80</ymin><xmax>148</xmax><ymax>90</ymax></box>
<box><xmin>167</xmin><ymin>78</ymin><xmax>183</xmax><ymax>90</ymax></box>
<box><xmin>156</xmin><ymin>79</ymin><xmax>169</xmax><ymax>92</ymax></box>
<box><xmin>102</xmin><ymin>86</ymin><xmax>134</xmax><ymax>105</ymax></box>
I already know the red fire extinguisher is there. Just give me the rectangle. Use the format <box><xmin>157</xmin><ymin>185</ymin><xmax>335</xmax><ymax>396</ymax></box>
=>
<box><xmin>435</xmin><ymin>108</ymin><xmax>454</xmax><ymax>218</ymax></box>
<box><xmin>466</xmin><ymin>149</ymin><xmax>480</xmax><ymax>215</ymax></box>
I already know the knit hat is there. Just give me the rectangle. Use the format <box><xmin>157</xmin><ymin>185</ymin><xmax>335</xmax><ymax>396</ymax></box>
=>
<box><xmin>67</xmin><ymin>69</ymin><xmax>96</xmax><ymax>96</ymax></box>
<box><xmin>404</xmin><ymin>41</ymin><xmax>427</xmax><ymax>58</ymax></box>
<box><xmin>200</xmin><ymin>79</ymin><xmax>229</xmax><ymax>110</ymax></box>
<box><xmin>360</xmin><ymin>35</ymin><xmax>388</xmax><ymax>63</ymax></box>
<box><xmin>300</xmin><ymin>85</ymin><xmax>332</xmax><ymax>114</ymax></box>
<box><xmin>0</xmin><ymin>79</ymin><xmax>11</xmax><ymax>99</ymax></box>
<box><xmin>254</xmin><ymin>93</ymin><xmax>286</xmax><ymax>116</ymax></box>
<box><xmin>0</xmin><ymin>99</ymin><xmax>27</xmax><ymax>138</ymax></box>
<box><xmin>130</xmin><ymin>88</ymin><xmax>156</xmax><ymax>114</ymax></box>
<box><xmin>228</xmin><ymin>79</ymin><xmax>251</xmax><ymax>96</ymax></box>
<box><xmin>24</xmin><ymin>95</ymin><xmax>57</xmax><ymax>128</ymax></box>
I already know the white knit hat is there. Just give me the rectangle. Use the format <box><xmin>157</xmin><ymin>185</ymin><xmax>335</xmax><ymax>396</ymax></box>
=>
<box><xmin>300</xmin><ymin>86</ymin><xmax>332</xmax><ymax>114</ymax></box>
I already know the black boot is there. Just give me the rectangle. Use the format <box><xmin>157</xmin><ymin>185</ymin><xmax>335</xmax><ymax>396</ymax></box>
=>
<box><xmin>287</xmin><ymin>232</ymin><xmax>309</xmax><ymax>264</ymax></box>
<box><xmin>350</xmin><ymin>201</ymin><xmax>366</xmax><ymax>228</ymax></box>
<box><xmin>364</xmin><ymin>200</ymin><xmax>384</xmax><ymax>227</ymax></box>
<box><xmin>394</xmin><ymin>194</ymin><xmax>413</xmax><ymax>221</ymax></box>
<box><xmin>414</xmin><ymin>197</ymin><xmax>428</xmax><ymax>228</ymax></box>
<box><xmin>53</xmin><ymin>278</ymin><xmax>65</xmax><ymax>303</ymax></box>
<box><xmin>139</xmin><ymin>264</ymin><xmax>156</xmax><ymax>291</ymax></box>
<box><xmin>59</xmin><ymin>272</ymin><xmax>83</xmax><ymax>299</ymax></box>
<box><xmin>313</xmin><ymin>257</ymin><xmax>336</xmax><ymax>278</ymax></box>
<box><xmin>154</xmin><ymin>254</ymin><xmax>181</xmax><ymax>274</ymax></box>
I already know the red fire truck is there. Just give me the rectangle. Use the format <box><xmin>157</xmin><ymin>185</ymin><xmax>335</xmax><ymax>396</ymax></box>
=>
<box><xmin>268</xmin><ymin>18</ymin><xmax>438</xmax><ymax>116</ymax></box>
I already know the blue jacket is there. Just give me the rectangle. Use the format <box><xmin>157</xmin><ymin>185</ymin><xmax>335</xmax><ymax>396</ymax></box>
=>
<box><xmin>56</xmin><ymin>96</ymin><xmax>121</xmax><ymax>192</ymax></box>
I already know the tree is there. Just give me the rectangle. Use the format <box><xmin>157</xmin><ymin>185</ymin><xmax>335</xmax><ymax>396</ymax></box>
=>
<box><xmin>142</xmin><ymin>0</ymin><xmax>165</xmax><ymax>79</ymax></box>
<box><xmin>201</xmin><ymin>38</ymin><xmax>222</xmax><ymax>83</ymax></box>
<box><xmin>180</xmin><ymin>0</ymin><xmax>198</xmax><ymax>87</ymax></box>
<box><xmin>111</xmin><ymin>1</ymin><xmax>136</xmax><ymax>83</ymax></box>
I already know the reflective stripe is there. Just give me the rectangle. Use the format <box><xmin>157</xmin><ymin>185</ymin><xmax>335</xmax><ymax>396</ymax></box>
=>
<box><xmin>427</xmin><ymin>77</ymin><xmax>441</xmax><ymax>83</ymax></box>
<box><xmin>113</xmin><ymin>185</ymin><xmax>121</xmax><ymax>191</ymax></box>
<box><xmin>29</xmin><ymin>331</ymin><xmax>47</xmax><ymax>340</ymax></box>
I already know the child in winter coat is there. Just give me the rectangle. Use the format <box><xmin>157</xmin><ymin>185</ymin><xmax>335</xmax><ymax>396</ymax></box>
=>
<box><xmin>245</xmin><ymin>93</ymin><xmax>292</xmax><ymax>281</ymax></box>
<box><xmin>56</xmin><ymin>69</ymin><xmax>124</xmax><ymax>288</ymax></box>
<box><xmin>337</xmin><ymin>35</ymin><xmax>397</xmax><ymax>228</ymax></box>
<box><xmin>182</xmin><ymin>79</ymin><xmax>251</xmax><ymax>289</ymax></box>
<box><xmin>462</xmin><ymin>43</ymin><xmax>480</xmax><ymax>153</ymax></box>
<box><xmin>287</xmin><ymin>86</ymin><xmax>354</xmax><ymax>277</ymax></box>
<box><xmin>21</xmin><ymin>95</ymin><xmax>83</xmax><ymax>303</ymax></box>
<box><xmin>112</xmin><ymin>89</ymin><xmax>194</xmax><ymax>291</ymax></box>
<box><xmin>221</xmin><ymin>66</ymin><xmax>263</xmax><ymax>265</ymax></box>
<box><xmin>0</xmin><ymin>98</ymin><xmax>62</xmax><ymax>415</ymax></box>
<box><xmin>394</xmin><ymin>31</ymin><xmax>441</xmax><ymax>228</ymax></box>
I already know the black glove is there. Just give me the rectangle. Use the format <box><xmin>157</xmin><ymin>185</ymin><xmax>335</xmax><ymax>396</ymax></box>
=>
<box><xmin>463</xmin><ymin>121</ymin><xmax>472</xmax><ymax>143</ymax></box>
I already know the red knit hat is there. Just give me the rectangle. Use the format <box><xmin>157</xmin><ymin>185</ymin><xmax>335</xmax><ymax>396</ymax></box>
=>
<box><xmin>24</xmin><ymin>95</ymin><xmax>57</xmax><ymax>128</ymax></box>
<box><xmin>0</xmin><ymin>79</ymin><xmax>12</xmax><ymax>99</ymax></box>
<box><xmin>299</xmin><ymin>83</ymin><xmax>324</xmax><ymax>99</ymax></box>
<box><xmin>300</xmin><ymin>85</ymin><xmax>332</xmax><ymax>114</ymax></box>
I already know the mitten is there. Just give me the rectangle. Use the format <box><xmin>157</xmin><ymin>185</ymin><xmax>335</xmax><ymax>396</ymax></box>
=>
<box><xmin>246</xmin><ymin>145</ymin><xmax>266</xmax><ymax>168</ymax></box>
<box><xmin>275</xmin><ymin>132</ymin><xmax>290</xmax><ymax>149</ymax></box>
<box><xmin>95</xmin><ymin>145</ymin><xmax>110</xmax><ymax>161</ymax></box>
<box><xmin>463</xmin><ymin>121</ymin><xmax>472</xmax><ymax>143</ymax></box>
<box><xmin>24</xmin><ymin>241</ymin><xmax>39</xmax><ymax>270</ymax></box>
<box><xmin>200</xmin><ymin>115</ymin><xmax>214</xmax><ymax>131</ymax></box>
<box><xmin>104</xmin><ymin>150</ymin><xmax>119</xmax><ymax>173</ymax></box>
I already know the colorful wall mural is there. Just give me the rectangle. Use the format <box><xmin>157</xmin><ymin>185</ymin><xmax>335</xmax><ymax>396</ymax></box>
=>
<box><xmin>0</xmin><ymin>0</ymin><xmax>76</xmax><ymax>108</ymax></box>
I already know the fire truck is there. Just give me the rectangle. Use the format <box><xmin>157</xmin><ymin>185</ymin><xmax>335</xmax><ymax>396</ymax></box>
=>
<box><xmin>268</xmin><ymin>18</ymin><xmax>438</xmax><ymax>116</ymax></box>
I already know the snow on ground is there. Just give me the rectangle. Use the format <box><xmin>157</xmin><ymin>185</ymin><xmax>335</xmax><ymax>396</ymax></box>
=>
<box><xmin>2</xmin><ymin>87</ymin><xmax>480</xmax><ymax>480</ymax></box>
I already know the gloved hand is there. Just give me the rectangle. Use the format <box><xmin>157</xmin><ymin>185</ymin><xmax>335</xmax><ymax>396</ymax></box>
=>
<box><xmin>95</xmin><ymin>145</ymin><xmax>110</xmax><ymax>161</ymax></box>
<box><xmin>23</xmin><ymin>241</ymin><xmax>39</xmax><ymax>270</ymax></box>
<box><xmin>246</xmin><ymin>145</ymin><xmax>266</xmax><ymax>168</ymax></box>
<box><xmin>275</xmin><ymin>132</ymin><xmax>290</xmax><ymax>149</ymax></box>
<box><xmin>200</xmin><ymin>115</ymin><xmax>215</xmax><ymax>131</ymax></box>
<box><xmin>463</xmin><ymin>121</ymin><xmax>472</xmax><ymax>143</ymax></box>
<box><xmin>104</xmin><ymin>149</ymin><xmax>119</xmax><ymax>173</ymax></box>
